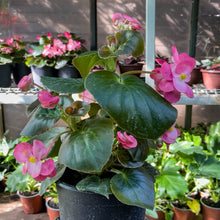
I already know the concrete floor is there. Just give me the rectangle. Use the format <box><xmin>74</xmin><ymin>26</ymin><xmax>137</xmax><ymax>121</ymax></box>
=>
<box><xmin>0</xmin><ymin>192</ymin><xmax>49</xmax><ymax>220</ymax></box>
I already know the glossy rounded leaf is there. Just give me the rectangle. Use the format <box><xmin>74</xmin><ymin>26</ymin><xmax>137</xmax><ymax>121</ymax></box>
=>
<box><xmin>85</xmin><ymin>71</ymin><xmax>177</xmax><ymax>139</ymax></box>
<box><xmin>110</xmin><ymin>167</ymin><xmax>155</xmax><ymax>209</ymax></box>
<box><xmin>58</xmin><ymin>118</ymin><xmax>114</xmax><ymax>173</ymax></box>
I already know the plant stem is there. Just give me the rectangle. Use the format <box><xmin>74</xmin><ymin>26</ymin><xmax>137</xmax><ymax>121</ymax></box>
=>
<box><xmin>33</xmin><ymin>83</ymin><xmax>45</xmax><ymax>91</ymax></box>
<box><xmin>120</xmin><ymin>70</ymin><xmax>155</xmax><ymax>77</ymax></box>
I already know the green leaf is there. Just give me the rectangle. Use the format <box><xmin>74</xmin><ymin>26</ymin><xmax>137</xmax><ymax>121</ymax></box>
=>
<box><xmin>54</xmin><ymin>58</ymin><xmax>69</xmax><ymax>69</ymax></box>
<box><xmin>145</xmin><ymin>207</ymin><xmax>158</xmax><ymax>219</ymax></box>
<box><xmin>58</xmin><ymin>117</ymin><xmax>114</xmax><ymax>173</ymax></box>
<box><xmin>169</xmin><ymin>141</ymin><xmax>203</xmax><ymax>155</ymax></box>
<box><xmin>5</xmin><ymin>165</ymin><xmax>29</xmax><ymax>192</ymax></box>
<box><xmin>110</xmin><ymin>167</ymin><xmax>155</xmax><ymax>209</ymax></box>
<box><xmin>196</xmin><ymin>156</ymin><xmax>220</xmax><ymax>179</ymax></box>
<box><xmin>21</xmin><ymin>106</ymin><xmax>61</xmax><ymax>137</ymax></box>
<box><xmin>156</xmin><ymin>158</ymin><xmax>188</xmax><ymax>200</ymax></box>
<box><xmin>85</xmin><ymin>71</ymin><xmax>177</xmax><ymax>139</ymax></box>
<box><xmin>0</xmin><ymin>54</ymin><xmax>12</xmax><ymax>64</ymax></box>
<box><xmin>39</xmin><ymin>163</ymin><xmax>66</xmax><ymax>196</ymax></box>
<box><xmin>117</xmin><ymin>146</ymin><xmax>144</xmax><ymax>168</ymax></box>
<box><xmin>41</xmin><ymin>76</ymin><xmax>85</xmax><ymax>93</ymax></box>
<box><xmin>26</xmin><ymin>99</ymin><xmax>40</xmax><ymax>116</ymax></box>
<box><xmin>207</xmin><ymin>122</ymin><xmax>220</xmax><ymax>155</ymax></box>
<box><xmin>76</xmin><ymin>175</ymin><xmax>111</xmax><ymax>197</ymax></box>
<box><xmin>72</xmin><ymin>51</ymin><xmax>117</xmax><ymax>78</ymax></box>
<box><xmin>32</xmin><ymin>45</ymin><xmax>44</xmax><ymax>56</ymax></box>
<box><xmin>115</xmin><ymin>30</ymin><xmax>144</xmax><ymax>57</ymax></box>
<box><xmin>28</xmin><ymin>127</ymin><xmax>68</xmax><ymax>157</ymax></box>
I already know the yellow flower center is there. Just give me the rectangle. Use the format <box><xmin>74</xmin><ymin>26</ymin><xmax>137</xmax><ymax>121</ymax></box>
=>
<box><xmin>29</xmin><ymin>157</ymin><xmax>36</xmax><ymax>163</ymax></box>
<box><xmin>168</xmin><ymin>126</ymin><xmax>173</xmax><ymax>132</ymax></box>
<box><xmin>180</xmin><ymin>74</ymin><xmax>186</xmax><ymax>80</ymax></box>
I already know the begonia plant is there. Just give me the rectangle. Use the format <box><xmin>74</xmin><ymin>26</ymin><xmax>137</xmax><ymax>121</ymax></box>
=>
<box><xmin>25</xmin><ymin>32</ymin><xmax>87</xmax><ymax>69</ymax></box>
<box><xmin>14</xmin><ymin>13</ymin><xmax>195</xmax><ymax>210</ymax></box>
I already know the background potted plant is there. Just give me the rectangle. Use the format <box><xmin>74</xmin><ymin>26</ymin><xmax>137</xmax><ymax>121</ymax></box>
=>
<box><xmin>25</xmin><ymin>32</ymin><xmax>87</xmax><ymax>86</ymax></box>
<box><xmin>5</xmin><ymin>165</ymin><xmax>43</xmax><ymax>214</ymax></box>
<box><xmin>200</xmin><ymin>56</ymin><xmax>220</xmax><ymax>89</ymax></box>
<box><xmin>44</xmin><ymin>183</ymin><xmax>59</xmax><ymax>220</ymax></box>
<box><xmin>12</xmin><ymin>13</ymin><xmax>196</xmax><ymax>220</ymax></box>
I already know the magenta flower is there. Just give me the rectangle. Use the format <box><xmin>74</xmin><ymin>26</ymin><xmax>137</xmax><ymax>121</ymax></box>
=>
<box><xmin>67</xmin><ymin>39</ymin><xmax>81</xmax><ymax>51</ymax></box>
<box><xmin>17</xmin><ymin>73</ymin><xmax>34</xmax><ymax>92</ymax></box>
<box><xmin>116</xmin><ymin>132</ymin><xmax>137</xmax><ymax>149</ymax></box>
<box><xmin>13</xmin><ymin>140</ymin><xmax>56</xmax><ymax>181</ymax></box>
<box><xmin>161</xmin><ymin>124</ymin><xmax>180</xmax><ymax>144</ymax></box>
<box><xmin>38</xmin><ymin>91</ymin><xmax>59</xmax><ymax>109</ymax></box>
<box><xmin>150</xmin><ymin>46</ymin><xmax>195</xmax><ymax>103</ymax></box>
<box><xmin>112</xmin><ymin>13</ymin><xmax>143</xmax><ymax>30</ymax></box>
<box><xmin>64</xmin><ymin>31</ymin><xmax>72</xmax><ymax>39</ymax></box>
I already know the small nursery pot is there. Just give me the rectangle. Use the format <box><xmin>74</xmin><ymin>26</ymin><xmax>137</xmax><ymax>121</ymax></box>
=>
<box><xmin>201</xmin><ymin>69</ymin><xmax>220</xmax><ymax>89</ymax></box>
<box><xmin>201</xmin><ymin>197</ymin><xmax>220</xmax><ymax>220</ymax></box>
<box><xmin>46</xmin><ymin>197</ymin><xmax>60</xmax><ymax>220</ymax></box>
<box><xmin>17</xmin><ymin>191</ymin><xmax>43</xmax><ymax>214</ymax></box>
<box><xmin>171</xmin><ymin>203</ymin><xmax>195</xmax><ymax>220</ymax></box>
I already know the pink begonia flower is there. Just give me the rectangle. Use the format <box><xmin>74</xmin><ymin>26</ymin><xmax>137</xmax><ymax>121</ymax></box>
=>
<box><xmin>6</xmin><ymin>38</ymin><xmax>14</xmax><ymax>46</ymax></box>
<box><xmin>112</xmin><ymin>13</ymin><xmax>143</xmax><ymax>30</ymax></box>
<box><xmin>17</xmin><ymin>73</ymin><xmax>34</xmax><ymax>92</ymax></box>
<box><xmin>67</xmin><ymin>39</ymin><xmax>81</xmax><ymax>51</ymax></box>
<box><xmin>38</xmin><ymin>91</ymin><xmax>59</xmax><ymax>109</ymax></box>
<box><xmin>116</xmin><ymin>132</ymin><xmax>137</xmax><ymax>149</ymax></box>
<box><xmin>64</xmin><ymin>31</ymin><xmax>72</xmax><ymax>39</ymax></box>
<box><xmin>79</xmin><ymin>90</ymin><xmax>95</xmax><ymax>103</ymax></box>
<box><xmin>13</xmin><ymin>140</ymin><xmax>56</xmax><ymax>181</ymax></box>
<box><xmin>1</xmin><ymin>47</ymin><xmax>13</xmax><ymax>53</ymax></box>
<box><xmin>36</xmin><ymin>35</ymin><xmax>41</xmax><ymax>40</ymax></box>
<box><xmin>161</xmin><ymin>124</ymin><xmax>180</xmax><ymax>144</ymax></box>
<box><xmin>150</xmin><ymin>46</ymin><xmax>195</xmax><ymax>103</ymax></box>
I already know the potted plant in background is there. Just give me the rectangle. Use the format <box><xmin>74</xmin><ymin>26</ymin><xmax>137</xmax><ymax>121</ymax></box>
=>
<box><xmin>0</xmin><ymin>38</ymin><xmax>13</xmax><ymax>87</ymax></box>
<box><xmin>44</xmin><ymin>183</ymin><xmax>60</xmax><ymax>220</ymax></box>
<box><xmin>118</xmin><ymin>54</ymin><xmax>145</xmax><ymax>78</ymax></box>
<box><xmin>187</xmin><ymin>60</ymin><xmax>203</xmax><ymax>86</ymax></box>
<box><xmin>200</xmin><ymin>56</ymin><xmax>220</xmax><ymax>89</ymax></box>
<box><xmin>25</xmin><ymin>32</ymin><xmax>87</xmax><ymax>86</ymax></box>
<box><xmin>5</xmin><ymin>165</ymin><xmax>43</xmax><ymax>214</ymax></box>
<box><xmin>12</xmin><ymin>13</ymin><xmax>196</xmax><ymax>220</ymax></box>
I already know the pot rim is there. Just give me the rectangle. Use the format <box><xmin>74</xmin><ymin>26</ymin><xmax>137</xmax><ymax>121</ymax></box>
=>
<box><xmin>171</xmin><ymin>202</ymin><xmax>192</xmax><ymax>211</ymax></box>
<box><xmin>17</xmin><ymin>190</ymin><xmax>40</xmax><ymax>198</ymax></box>
<box><xmin>201</xmin><ymin>69</ymin><xmax>220</xmax><ymax>74</ymax></box>
<box><xmin>200</xmin><ymin>197</ymin><xmax>220</xmax><ymax>210</ymax></box>
<box><xmin>46</xmin><ymin>197</ymin><xmax>59</xmax><ymax>211</ymax></box>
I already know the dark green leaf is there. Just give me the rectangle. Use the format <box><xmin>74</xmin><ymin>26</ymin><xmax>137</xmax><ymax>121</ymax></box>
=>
<box><xmin>85</xmin><ymin>71</ymin><xmax>177</xmax><ymax>139</ymax></box>
<box><xmin>111</xmin><ymin>167</ymin><xmax>155</xmax><ymax>209</ymax></box>
<box><xmin>76</xmin><ymin>175</ymin><xmax>111</xmax><ymax>197</ymax></box>
<box><xmin>88</xmin><ymin>103</ymin><xmax>101</xmax><ymax>117</ymax></box>
<box><xmin>58</xmin><ymin>117</ymin><xmax>114</xmax><ymax>173</ymax></box>
<box><xmin>72</xmin><ymin>51</ymin><xmax>117</xmax><ymax>78</ymax></box>
<box><xmin>41</xmin><ymin>76</ymin><xmax>85</xmax><ymax>93</ymax></box>
<box><xmin>21</xmin><ymin>106</ymin><xmax>61</xmax><ymax>137</ymax></box>
<box><xmin>26</xmin><ymin>99</ymin><xmax>40</xmax><ymax>116</ymax></box>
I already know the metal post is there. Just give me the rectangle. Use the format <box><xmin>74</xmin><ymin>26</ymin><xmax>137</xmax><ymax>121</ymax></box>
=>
<box><xmin>185</xmin><ymin>0</ymin><xmax>200</xmax><ymax>129</ymax></box>
<box><xmin>145</xmin><ymin>0</ymin><xmax>155</xmax><ymax>88</ymax></box>
<box><xmin>0</xmin><ymin>104</ymin><xmax>4</xmax><ymax>140</ymax></box>
<box><xmin>90</xmin><ymin>0</ymin><xmax>97</xmax><ymax>50</ymax></box>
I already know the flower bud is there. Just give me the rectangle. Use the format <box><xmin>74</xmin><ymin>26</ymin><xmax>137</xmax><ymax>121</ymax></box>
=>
<box><xmin>73</xmin><ymin>101</ymin><xmax>83</xmax><ymax>110</ymax></box>
<box><xmin>65</xmin><ymin>106</ymin><xmax>77</xmax><ymax>115</ymax></box>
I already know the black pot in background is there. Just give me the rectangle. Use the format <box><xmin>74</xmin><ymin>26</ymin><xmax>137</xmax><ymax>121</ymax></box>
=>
<box><xmin>31</xmin><ymin>65</ymin><xmax>58</xmax><ymax>87</ymax></box>
<box><xmin>58</xmin><ymin>65</ymin><xmax>81</xmax><ymax>78</ymax></box>
<box><xmin>56</xmin><ymin>181</ymin><xmax>145</xmax><ymax>220</ymax></box>
<box><xmin>0</xmin><ymin>63</ymin><xmax>13</xmax><ymax>87</ymax></box>
<box><xmin>119</xmin><ymin>63</ymin><xmax>144</xmax><ymax>77</ymax></box>
<box><xmin>13</xmin><ymin>63</ymin><xmax>31</xmax><ymax>84</ymax></box>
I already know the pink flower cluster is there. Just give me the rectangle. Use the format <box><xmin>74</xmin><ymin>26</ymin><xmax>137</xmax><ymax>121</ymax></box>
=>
<box><xmin>161</xmin><ymin>123</ymin><xmax>180</xmax><ymax>145</ymax></box>
<box><xmin>0</xmin><ymin>35</ymin><xmax>23</xmax><ymax>54</ymax></box>
<box><xmin>14</xmin><ymin>140</ymin><xmax>56</xmax><ymax>181</ymax></box>
<box><xmin>39</xmin><ymin>32</ymin><xmax>82</xmax><ymax>58</ymax></box>
<box><xmin>112</xmin><ymin>13</ymin><xmax>143</xmax><ymax>30</ymax></box>
<box><xmin>150</xmin><ymin>46</ymin><xmax>196</xmax><ymax>103</ymax></box>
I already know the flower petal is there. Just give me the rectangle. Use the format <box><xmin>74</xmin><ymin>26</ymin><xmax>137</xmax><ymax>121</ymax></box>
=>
<box><xmin>27</xmin><ymin>159</ymin><xmax>41</xmax><ymax>178</ymax></box>
<box><xmin>33</xmin><ymin>140</ymin><xmax>47</xmax><ymax>160</ymax></box>
<box><xmin>14</xmin><ymin>142</ymin><xmax>33</xmax><ymax>163</ymax></box>
<box><xmin>40</xmin><ymin>159</ymin><xmax>56</xmax><ymax>176</ymax></box>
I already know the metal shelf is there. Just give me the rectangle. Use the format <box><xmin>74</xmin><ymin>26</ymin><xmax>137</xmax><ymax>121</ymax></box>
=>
<box><xmin>0</xmin><ymin>84</ymin><xmax>220</xmax><ymax>105</ymax></box>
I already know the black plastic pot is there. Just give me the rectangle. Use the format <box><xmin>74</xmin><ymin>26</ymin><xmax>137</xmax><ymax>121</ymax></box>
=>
<box><xmin>57</xmin><ymin>65</ymin><xmax>81</xmax><ymax>78</ymax></box>
<box><xmin>31</xmin><ymin>65</ymin><xmax>58</xmax><ymax>87</ymax></box>
<box><xmin>56</xmin><ymin>181</ymin><xmax>145</xmax><ymax>220</ymax></box>
<box><xmin>0</xmin><ymin>63</ymin><xmax>12</xmax><ymax>87</ymax></box>
<box><xmin>13</xmin><ymin>62</ymin><xmax>31</xmax><ymax>84</ymax></box>
<box><xmin>119</xmin><ymin>63</ymin><xmax>144</xmax><ymax>77</ymax></box>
